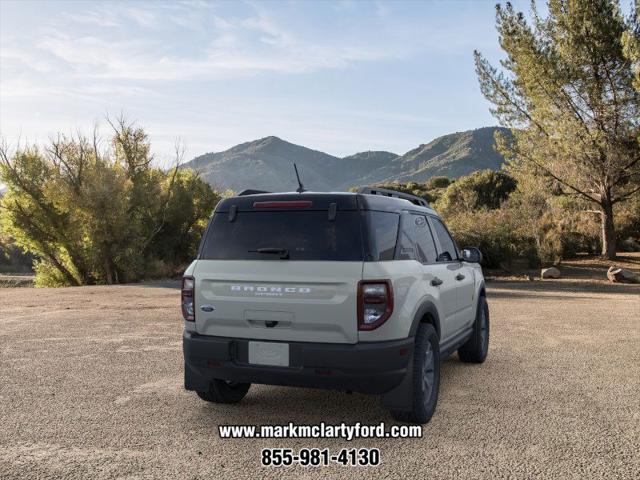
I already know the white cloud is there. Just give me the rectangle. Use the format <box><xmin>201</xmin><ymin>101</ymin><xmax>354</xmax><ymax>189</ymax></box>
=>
<box><xmin>122</xmin><ymin>7</ymin><xmax>158</xmax><ymax>27</ymax></box>
<box><xmin>9</xmin><ymin>7</ymin><xmax>395</xmax><ymax>84</ymax></box>
<box><xmin>2</xmin><ymin>0</ymin><xmax>486</xmax><ymax>93</ymax></box>
<box><xmin>62</xmin><ymin>8</ymin><xmax>122</xmax><ymax>28</ymax></box>
<box><xmin>61</xmin><ymin>4</ymin><xmax>160</xmax><ymax>29</ymax></box>
<box><xmin>0</xmin><ymin>1</ymin><xmax>500</xmax><ymax>160</ymax></box>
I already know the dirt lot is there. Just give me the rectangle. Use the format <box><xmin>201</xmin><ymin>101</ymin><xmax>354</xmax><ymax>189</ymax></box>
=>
<box><xmin>0</xmin><ymin>280</ymin><xmax>638</xmax><ymax>479</ymax></box>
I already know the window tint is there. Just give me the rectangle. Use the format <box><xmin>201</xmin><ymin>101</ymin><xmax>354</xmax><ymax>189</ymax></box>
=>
<box><xmin>396</xmin><ymin>215</ymin><xmax>417</xmax><ymax>261</ymax></box>
<box><xmin>429</xmin><ymin>217</ymin><xmax>458</xmax><ymax>262</ymax></box>
<box><xmin>412</xmin><ymin>215</ymin><xmax>438</xmax><ymax>263</ymax></box>
<box><xmin>201</xmin><ymin>211</ymin><xmax>363</xmax><ymax>261</ymax></box>
<box><xmin>395</xmin><ymin>214</ymin><xmax>438</xmax><ymax>263</ymax></box>
<box><xmin>365</xmin><ymin>211</ymin><xmax>399</xmax><ymax>261</ymax></box>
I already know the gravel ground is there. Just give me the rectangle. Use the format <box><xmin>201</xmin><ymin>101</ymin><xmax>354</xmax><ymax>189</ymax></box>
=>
<box><xmin>0</xmin><ymin>281</ymin><xmax>638</xmax><ymax>479</ymax></box>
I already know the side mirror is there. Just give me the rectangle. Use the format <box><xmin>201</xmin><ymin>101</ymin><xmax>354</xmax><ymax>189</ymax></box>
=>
<box><xmin>462</xmin><ymin>247</ymin><xmax>482</xmax><ymax>264</ymax></box>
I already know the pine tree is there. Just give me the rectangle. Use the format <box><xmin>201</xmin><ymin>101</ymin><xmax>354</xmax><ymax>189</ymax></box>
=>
<box><xmin>475</xmin><ymin>0</ymin><xmax>640</xmax><ymax>259</ymax></box>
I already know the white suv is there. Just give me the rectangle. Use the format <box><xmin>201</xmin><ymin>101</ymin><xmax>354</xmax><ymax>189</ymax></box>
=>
<box><xmin>182</xmin><ymin>187</ymin><xmax>489</xmax><ymax>424</ymax></box>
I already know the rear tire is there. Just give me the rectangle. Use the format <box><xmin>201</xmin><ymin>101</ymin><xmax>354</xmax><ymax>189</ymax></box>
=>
<box><xmin>196</xmin><ymin>380</ymin><xmax>251</xmax><ymax>404</ymax></box>
<box><xmin>458</xmin><ymin>295</ymin><xmax>489</xmax><ymax>363</ymax></box>
<box><xmin>390</xmin><ymin>323</ymin><xmax>440</xmax><ymax>424</ymax></box>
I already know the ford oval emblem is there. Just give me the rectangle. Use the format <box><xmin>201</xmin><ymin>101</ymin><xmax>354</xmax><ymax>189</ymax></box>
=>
<box><xmin>200</xmin><ymin>305</ymin><xmax>215</xmax><ymax>312</ymax></box>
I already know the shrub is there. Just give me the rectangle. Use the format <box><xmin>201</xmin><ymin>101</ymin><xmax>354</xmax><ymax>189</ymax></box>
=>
<box><xmin>0</xmin><ymin>120</ymin><xmax>219</xmax><ymax>286</ymax></box>
<box><xmin>435</xmin><ymin>170</ymin><xmax>516</xmax><ymax>217</ymax></box>
<box><xmin>445</xmin><ymin>208</ymin><xmax>538</xmax><ymax>269</ymax></box>
<box><xmin>0</xmin><ymin>235</ymin><xmax>33</xmax><ymax>273</ymax></box>
<box><xmin>425</xmin><ymin>176</ymin><xmax>451</xmax><ymax>190</ymax></box>
<box><xmin>33</xmin><ymin>259</ymin><xmax>73</xmax><ymax>288</ymax></box>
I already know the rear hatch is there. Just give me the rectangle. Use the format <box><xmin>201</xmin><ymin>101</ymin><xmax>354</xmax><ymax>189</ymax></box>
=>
<box><xmin>193</xmin><ymin>195</ymin><xmax>363</xmax><ymax>344</ymax></box>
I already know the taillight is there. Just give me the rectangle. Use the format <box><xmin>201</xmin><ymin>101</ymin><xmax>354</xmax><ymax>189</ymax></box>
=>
<box><xmin>253</xmin><ymin>200</ymin><xmax>313</xmax><ymax>209</ymax></box>
<box><xmin>181</xmin><ymin>276</ymin><xmax>195</xmax><ymax>321</ymax></box>
<box><xmin>357</xmin><ymin>280</ymin><xmax>393</xmax><ymax>331</ymax></box>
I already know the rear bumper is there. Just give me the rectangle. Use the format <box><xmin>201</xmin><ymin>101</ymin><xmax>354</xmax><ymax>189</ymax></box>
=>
<box><xmin>183</xmin><ymin>331</ymin><xmax>413</xmax><ymax>394</ymax></box>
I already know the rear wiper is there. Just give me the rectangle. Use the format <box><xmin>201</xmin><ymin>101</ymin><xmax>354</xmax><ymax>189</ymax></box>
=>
<box><xmin>249</xmin><ymin>247</ymin><xmax>290</xmax><ymax>259</ymax></box>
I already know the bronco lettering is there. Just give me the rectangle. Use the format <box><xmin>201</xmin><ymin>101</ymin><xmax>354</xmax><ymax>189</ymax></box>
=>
<box><xmin>230</xmin><ymin>285</ymin><xmax>312</xmax><ymax>294</ymax></box>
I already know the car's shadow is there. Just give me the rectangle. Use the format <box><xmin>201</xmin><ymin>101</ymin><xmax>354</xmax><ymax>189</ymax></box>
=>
<box><xmin>185</xmin><ymin>359</ymin><xmax>468</xmax><ymax>427</ymax></box>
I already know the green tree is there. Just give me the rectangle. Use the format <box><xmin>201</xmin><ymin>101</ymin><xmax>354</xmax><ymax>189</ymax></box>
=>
<box><xmin>435</xmin><ymin>170</ymin><xmax>516</xmax><ymax>217</ymax></box>
<box><xmin>148</xmin><ymin>168</ymin><xmax>218</xmax><ymax>268</ymax></box>
<box><xmin>475</xmin><ymin>0</ymin><xmax>640</xmax><ymax>259</ymax></box>
<box><xmin>0</xmin><ymin>119</ymin><xmax>218</xmax><ymax>286</ymax></box>
<box><xmin>0</xmin><ymin>230</ymin><xmax>33</xmax><ymax>273</ymax></box>
<box><xmin>623</xmin><ymin>2</ymin><xmax>640</xmax><ymax>92</ymax></box>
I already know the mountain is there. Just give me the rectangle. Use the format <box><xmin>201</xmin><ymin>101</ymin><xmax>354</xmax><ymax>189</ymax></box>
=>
<box><xmin>374</xmin><ymin>126</ymin><xmax>511</xmax><ymax>183</ymax></box>
<box><xmin>342</xmin><ymin>150</ymin><xmax>399</xmax><ymax>169</ymax></box>
<box><xmin>183</xmin><ymin>136</ymin><xmax>343</xmax><ymax>192</ymax></box>
<box><xmin>182</xmin><ymin>127</ymin><xmax>510</xmax><ymax>192</ymax></box>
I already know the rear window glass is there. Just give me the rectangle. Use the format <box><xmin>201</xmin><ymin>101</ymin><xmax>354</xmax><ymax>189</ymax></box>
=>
<box><xmin>200</xmin><ymin>211</ymin><xmax>363</xmax><ymax>261</ymax></box>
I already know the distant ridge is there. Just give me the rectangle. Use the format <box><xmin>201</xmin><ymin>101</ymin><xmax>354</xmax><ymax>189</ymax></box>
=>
<box><xmin>182</xmin><ymin>127</ymin><xmax>511</xmax><ymax>192</ymax></box>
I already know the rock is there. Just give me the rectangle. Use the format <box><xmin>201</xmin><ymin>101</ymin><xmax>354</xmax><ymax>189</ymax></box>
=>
<box><xmin>607</xmin><ymin>266</ymin><xmax>639</xmax><ymax>284</ymax></box>
<box><xmin>541</xmin><ymin>267</ymin><xmax>561</xmax><ymax>279</ymax></box>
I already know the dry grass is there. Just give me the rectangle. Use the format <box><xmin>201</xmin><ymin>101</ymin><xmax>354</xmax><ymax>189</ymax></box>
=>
<box><xmin>0</xmin><ymin>274</ymin><xmax>35</xmax><ymax>288</ymax></box>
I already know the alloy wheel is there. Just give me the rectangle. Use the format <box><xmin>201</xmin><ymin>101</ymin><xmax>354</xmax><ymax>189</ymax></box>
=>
<box><xmin>422</xmin><ymin>342</ymin><xmax>435</xmax><ymax>404</ymax></box>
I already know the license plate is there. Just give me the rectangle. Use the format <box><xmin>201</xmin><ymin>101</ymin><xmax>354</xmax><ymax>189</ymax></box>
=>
<box><xmin>248</xmin><ymin>341</ymin><xmax>289</xmax><ymax>367</ymax></box>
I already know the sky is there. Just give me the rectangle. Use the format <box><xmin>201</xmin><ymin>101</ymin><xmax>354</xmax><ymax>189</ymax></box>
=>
<box><xmin>0</xmin><ymin>0</ymin><xmax>534</xmax><ymax>164</ymax></box>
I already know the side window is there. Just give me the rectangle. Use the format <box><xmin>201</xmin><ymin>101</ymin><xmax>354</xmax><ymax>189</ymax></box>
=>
<box><xmin>412</xmin><ymin>214</ymin><xmax>438</xmax><ymax>264</ymax></box>
<box><xmin>395</xmin><ymin>214</ymin><xmax>417</xmax><ymax>261</ymax></box>
<box><xmin>394</xmin><ymin>213</ymin><xmax>438</xmax><ymax>263</ymax></box>
<box><xmin>366</xmin><ymin>211</ymin><xmax>399</xmax><ymax>261</ymax></box>
<box><xmin>429</xmin><ymin>217</ymin><xmax>458</xmax><ymax>262</ymax></box>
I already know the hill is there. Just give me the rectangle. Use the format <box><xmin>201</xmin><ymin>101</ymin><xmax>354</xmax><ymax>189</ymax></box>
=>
<box><xmin>183</xmin><ymin>136</ymin><xmax>343</xmax><ymax>192</ymax></box>
<box><xmin>376</xmin><ymin>126</ymin><xmax>511</xmax><ymax>183</ymax></box>
<box><xmin>182</xmin><ymin>127</ymin><xmax>510</xmax><ymax>192</ymax></box>
<box><xmin>341</xmin><ymin>150</ymin><xmax>399</xmax><ymax>170</ymax></box>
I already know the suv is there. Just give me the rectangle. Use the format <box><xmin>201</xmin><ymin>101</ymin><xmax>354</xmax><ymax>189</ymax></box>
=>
<box><xmin>182</xmin><ymin>187</ymin><xmax>489</xmax><ymax>424</ymax></box>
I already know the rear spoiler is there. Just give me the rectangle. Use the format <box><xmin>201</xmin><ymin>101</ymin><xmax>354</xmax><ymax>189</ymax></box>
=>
<box><xmin>238</xmin><ymin>189</ymin><xmax>271</xmax><ymax>196</ymax></box>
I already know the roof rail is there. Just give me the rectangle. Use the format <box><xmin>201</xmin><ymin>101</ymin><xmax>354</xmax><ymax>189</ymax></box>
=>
<box><xmin>357</xmin><ymin>186</ymin><xmax>430</xmax><ymax>207</ymax></box>
<box><xmin>238</xmin><ymin>189</ymin><xmax>271</xmax><ymax>196</ymax></box>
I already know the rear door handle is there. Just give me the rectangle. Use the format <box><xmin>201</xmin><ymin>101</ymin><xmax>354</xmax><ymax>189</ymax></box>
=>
<box><xmin>455</xmin><ymin>273</ymin><xmax>465</xmax><ymax>281</ymax></box>
<box><xmin>431</xmin><ymin>277</ymin><xmax>443</xmax><ymax>287</ymax></box>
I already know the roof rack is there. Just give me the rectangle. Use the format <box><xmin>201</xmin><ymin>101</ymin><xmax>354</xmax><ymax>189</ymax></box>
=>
<box><xmin>238</xmin><ymin>189</ymin><xmax>271</xmax><ymax>196</ymax></box>
<box><xmin>357</xmin><ymin>186</ymin><xmax>430</xmax><ymax>207</ymax></box>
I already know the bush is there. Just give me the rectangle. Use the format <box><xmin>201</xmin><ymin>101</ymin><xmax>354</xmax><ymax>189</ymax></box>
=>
<box><xmin>446</xmin><ymin>208</ymin><xmax>538</xmax><ymax>269</ymax></box>
<box><xmin>0</xmin><ymin>120</ymin><xmax>219</xmax><ymax>286</ymax></box>
<box><xmin>435</xmin><ymin>170</ymin><xmax>516</xmax><ymax>217</ymax></box>
<box><xmin>616</xmin><ymin>194</ymin><xmax>640</xmax><ymax>247</ymax></box>
<box><xmin>0</xmin><ymin>235</ymin><xmax>33</xmax><ymax>273</ymax></box>
<box><xmin>425</xmin><ymin>176</ymin><xmax>451</xmax><ymax>190</ymax></box>
<box><xmin>33</xmin><ymin>259</ymin><xmax>72</xmax><ymax>288</ymax></box>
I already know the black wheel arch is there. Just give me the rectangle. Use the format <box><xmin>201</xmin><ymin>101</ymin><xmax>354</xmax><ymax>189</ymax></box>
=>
<box><xmin>409</xmin><ymin>301</ymin><xmax>441</xmax><ymax>339</ymax></box>
<box><xmin>479</xmin><ymin>281</ymin><xmax>486</xmax><ymax>298</ymax></box>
